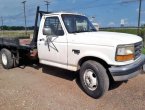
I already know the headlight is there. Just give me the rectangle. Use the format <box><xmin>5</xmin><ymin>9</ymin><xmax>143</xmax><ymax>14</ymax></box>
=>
<box><xmin>116</xmin><ymin>44</ymin><xmax>135</xmax><ymax>62</ymax></box>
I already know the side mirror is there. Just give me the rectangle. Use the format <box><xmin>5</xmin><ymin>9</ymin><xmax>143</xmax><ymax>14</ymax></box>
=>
<box><xmin>43</xmin><ymin>27</ymin><xmax>53</xmax><ymax>36</ymax></box>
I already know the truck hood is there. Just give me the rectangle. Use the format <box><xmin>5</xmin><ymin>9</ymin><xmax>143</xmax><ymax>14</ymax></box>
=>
<box><xmin>69</xmin><ymin>31</ymin><xmax>142</xmax><ymax>46</ymax></box>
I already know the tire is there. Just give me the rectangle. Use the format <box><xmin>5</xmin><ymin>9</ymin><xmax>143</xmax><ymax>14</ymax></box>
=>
<box><xmin>0</xmin><ymin>49</ymin><xmax>14</xmax><ymax>69</ymax></box>
<box><xmin>79</xmin><ymin>60</ymin><xmax>109</xmax><ymax>99</ymax></box>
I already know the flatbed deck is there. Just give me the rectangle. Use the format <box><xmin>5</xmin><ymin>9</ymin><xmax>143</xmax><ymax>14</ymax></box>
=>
<box><xmin>0</xmin><ymin>37</ymin><xmax>32</xmax><ymax>50</ymax></box>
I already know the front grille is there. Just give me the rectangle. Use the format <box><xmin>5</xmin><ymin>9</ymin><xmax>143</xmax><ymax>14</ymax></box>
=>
<box><xmin>134</xmin><ymin>41</ymin><xmax>142</xmax><ymax>59</ymax></box>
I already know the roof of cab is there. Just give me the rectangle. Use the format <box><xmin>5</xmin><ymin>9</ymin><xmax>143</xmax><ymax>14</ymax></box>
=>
<box><xmin>44</xmin><ymin>12</ymin><xmax>84</xmax><ymax>16</ymax></box>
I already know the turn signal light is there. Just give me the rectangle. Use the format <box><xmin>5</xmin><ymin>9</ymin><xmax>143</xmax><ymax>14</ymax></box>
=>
<box><xmin>116</xmin><ymin>54</ymin><xmax>134</xmax><ymax>62</ymax></box>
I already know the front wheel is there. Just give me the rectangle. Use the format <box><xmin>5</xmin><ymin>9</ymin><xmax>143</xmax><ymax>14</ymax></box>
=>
<box><xmin>79</xmin><ymin>60</ymin><xmax>109</xmax><ymax>99</ymax></box>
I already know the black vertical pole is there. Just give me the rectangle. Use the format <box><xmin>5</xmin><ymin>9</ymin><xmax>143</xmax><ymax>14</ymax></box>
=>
<box><xmin>31</xmin><ymin>6</ymin><xmax>40</xmax><ymax>47</ymax></box>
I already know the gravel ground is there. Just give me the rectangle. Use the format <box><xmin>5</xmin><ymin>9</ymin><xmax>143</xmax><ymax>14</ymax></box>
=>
<box><xmin>0</xmin><ymin>64</ymin><xmax>145</xmax><ymax>110</ymax></box>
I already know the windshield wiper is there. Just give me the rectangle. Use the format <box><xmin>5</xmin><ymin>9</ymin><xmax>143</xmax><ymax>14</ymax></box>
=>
<box><xmin>71</xmin><ymin>30</ymin><xmax>89</xmax><ymax>33</ymax></box>
<box><xmin>71</xmin><ymin>31</ymin><xmax>82</xmax><ymax>33</ymax></box>
<box><xmin>90</xmin><ymin>28</ymin><xmax>97</xmax><ymax>32</ymax></box>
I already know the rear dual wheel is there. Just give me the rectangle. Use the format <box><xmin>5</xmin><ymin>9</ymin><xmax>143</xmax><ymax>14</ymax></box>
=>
<box><xmin>0</xmin><ymin>49</ymin><xmax>14</xmax><ymax>69</ymax></box>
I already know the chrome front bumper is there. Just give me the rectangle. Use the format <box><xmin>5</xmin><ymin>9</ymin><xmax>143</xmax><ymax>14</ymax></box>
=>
<box><xmin>109</xmin><ymin>54</ymin><xmax>145</xmax><ymax>81</ymax></box>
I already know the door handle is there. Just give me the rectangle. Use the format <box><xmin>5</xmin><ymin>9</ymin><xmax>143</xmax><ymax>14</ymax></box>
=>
<box><xmin>72</xmin><ymin>49</ymin><xmax>80</xmax><ymax>54</ymax></box>
<box><xmin>39</xmin><ymin>38</ymin><xmax>45</xmax><ymax>41</ymax></box>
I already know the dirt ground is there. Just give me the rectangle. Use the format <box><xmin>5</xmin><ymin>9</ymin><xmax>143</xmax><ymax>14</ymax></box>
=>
<box><xmin>0</xmin><ymin>63</ymin><xmax>145</xmax><ymax>110</ymax></box>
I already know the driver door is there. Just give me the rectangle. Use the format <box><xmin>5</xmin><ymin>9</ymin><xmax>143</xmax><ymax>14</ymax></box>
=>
<box><xmin>38</xmin><ymin>16</ymin><xmax>68</xmax><ymax>69</ymax></box>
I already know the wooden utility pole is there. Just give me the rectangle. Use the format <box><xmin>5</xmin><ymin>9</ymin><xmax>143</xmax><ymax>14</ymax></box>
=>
<box><xmin>1</xmin><ymin>16</ymin><xmax>4</xmax><ymax>35</ymax></box>
<box><xmin>44</xmin><ymin>0</ymin><xmax>50</xmax><ymax>12</ymax></box>
<box><xmin>137</xmin><ymin>0</ymin><xmax>142</xmax><ymax>35</ymax></box>
<box><xmin>22</xmin><ymin>1</ymin><xmax>27</xmax><ymax>35</ymax></box>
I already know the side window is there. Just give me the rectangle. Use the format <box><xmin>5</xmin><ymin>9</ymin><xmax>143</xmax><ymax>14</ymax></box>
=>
<box><xmin>63</xmin><ymin>17</ymin><xmax>75</xmax><ymax>33</ymax></box>
<box><xmin>44</xmin><ymin>17</ymin><xmax>64</xmax><ymax>36</ymax></box>
<box><xmin>76</xmin><ymin>18</ymin><xmax>88</xmax><ymax>32</ymax></box>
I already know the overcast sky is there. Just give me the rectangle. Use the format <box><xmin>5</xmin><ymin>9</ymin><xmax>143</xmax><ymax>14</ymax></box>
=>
<box><xmin>0</xmin><ymin>0</ymin><xmax>145</xmax><ymax>27</ymax></box>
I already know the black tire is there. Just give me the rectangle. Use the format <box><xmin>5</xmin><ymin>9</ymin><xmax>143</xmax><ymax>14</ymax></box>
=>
<box><xmin>0</xmin><ymin>49</ymin><xmax>14</xmax><ymax>69</ymax></box>
<box><xmin>80</xmin><ymin>60</ymin><xmax>109</xmax><ymax>99</ymax></box>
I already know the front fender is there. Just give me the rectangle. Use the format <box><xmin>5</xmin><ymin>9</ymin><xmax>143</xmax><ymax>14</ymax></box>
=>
<box><xmin>78</xmin><ymin>50</ymin><xmax>114</xmax><ymax>65</ymax></box>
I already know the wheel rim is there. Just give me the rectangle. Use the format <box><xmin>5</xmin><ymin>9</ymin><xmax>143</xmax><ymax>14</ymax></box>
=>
<box><xmin>2</xmin><ymin>53</ymin><xmax>7</xmax><ymax>66</ymax></box>
<box><xmin>83</xmin><ymin>69</ymin><xmax>98</xmax><ymax>91</ymax></box>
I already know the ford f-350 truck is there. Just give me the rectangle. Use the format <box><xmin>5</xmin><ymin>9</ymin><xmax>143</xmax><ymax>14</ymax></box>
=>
<box><xmin>0</xmin><ymin>7</ymin><xmax>145</xmax><ymax>99</ymax></box>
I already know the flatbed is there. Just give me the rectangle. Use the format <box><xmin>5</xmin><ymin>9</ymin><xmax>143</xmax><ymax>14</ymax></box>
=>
<box><xmin>0</xmin><ymin>6</ymin><xmax>48</xmax><ymax>66</ymax></box>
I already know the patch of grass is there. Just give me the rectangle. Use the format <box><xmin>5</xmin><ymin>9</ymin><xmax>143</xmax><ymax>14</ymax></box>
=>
<box><xmin>102</xmin><ymin>28</ymin><xmax>138</xmax><ymax>35</ymax></box>
<box><xmin>142</xmin><ymin>48</ymin><xmax>145</xmax><ymax>54</ymax></box>
<box><xmin>101</xmin><ymin>28</ymin><xmax>145</xmax><ymax>36</ymax></box>
<box><xmin>0</xmin><ymin>30</ymin><xmax>33</xmax><ymax>38</ymax></box>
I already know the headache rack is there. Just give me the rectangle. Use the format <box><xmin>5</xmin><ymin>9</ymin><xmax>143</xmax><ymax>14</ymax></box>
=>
<box><xmin>30</xmin><ymin>6</ymin><xmax>52</xmax><ymax>48</ymax></box>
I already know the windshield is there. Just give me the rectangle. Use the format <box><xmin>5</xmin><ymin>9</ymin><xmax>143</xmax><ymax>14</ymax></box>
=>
<box><xmin>62</xmin><ymin>14</ymin><xmax>97</xmax><ymax>33</ymax></box>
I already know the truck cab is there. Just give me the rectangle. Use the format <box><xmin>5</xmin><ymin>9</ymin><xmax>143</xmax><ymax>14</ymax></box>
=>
<box><xmin>38</xmin><ymin>12</ymin><xmax>98</xmax><ymax>71</ymax></box>
<box><xmin>37</xmin><ymin>12</ymin><xmax>145</xmax><ymax>98</ymax></box>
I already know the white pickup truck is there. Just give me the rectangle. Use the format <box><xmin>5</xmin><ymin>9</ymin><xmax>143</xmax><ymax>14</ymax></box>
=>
<box><xmin>0</xmin><ymin>7</ymin><xmax>145</xmax><ymax>98</ymax></box>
